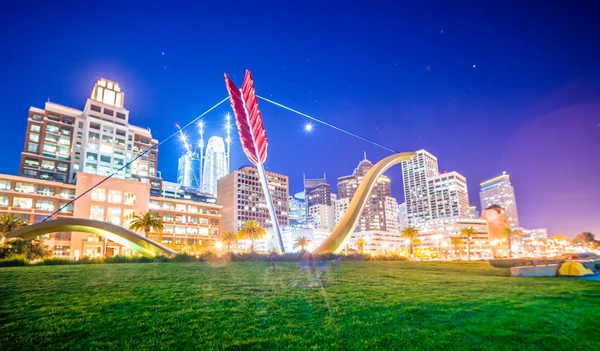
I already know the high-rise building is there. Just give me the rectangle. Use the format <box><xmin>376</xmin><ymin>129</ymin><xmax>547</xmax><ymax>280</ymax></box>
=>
<box><xmin>428</xmin><ymin>171</ymin><xmax>470</xmax><ymax>219</ymax></box>
<box><xmin>334</xmin><ymin>197</ymin><xmax>350</xmax><ymax>225</ymax></box>
<box><xmin>20</xmin><ymin>78</ymin><xmax>162</xmax><ymax>195</ymax></box>
<box><xmin>177</xmin><ymin>152</ymin><xmax>201</xmax><ymax>190</ymax></box>
<box><xmin>307</xmin><ymin>204</ymin><xmax>335</xmax><ymax>229</ymax></box>
<box><xmin>304</xmin><ymin>176</ymin><xmax>332</xmax><ymax>207</ymax></box>
<box><xmin>398</xmin><ymin>202</ymin><xmax>408</xmax><ymax>229</ymax></box>
<box><xmin>479</xmin><ymin>172</ymin><xmax>520</xmax><ymax>228</ymax></box>
<box><xmin>217</xmin><ymin>166</ymin><xmax>289</xmax><ymax>234</ymax></box>
<box><xmin>201</xmin><ymin>136</ymin><xmax>228</xmax><ymax>197</ymax></box>
<box><xmin>337</xmin><ymin>155</ymin><xmax>396</xmax><ymax>232</ymax></box>
<box><xmin>468</xmin><ymin>205</ymin><xmax>479</xmax><ymax>218</ymax></box>
<box><xmin>417</xmin><ymin>216</ymin><xmax>490</xmax><ymax>255</ymax></box>
<box><xmin>384</xmin><ymin>196</ymin><xmax>400</xmax><ymax>233</ymax></box>
<box><xmin>289</xmin><ymin>191</ymin><xmax>307</xmax><ymax>228</ymax></box>
<box><xmin>401</xmin><ymin>149</ymin><xmax>439</xmax><ymax>225</ymax></box>
<box><xmin>522</xmin><ymin>228</ymin><xmax>548</xmax><ymax>240</ymax></box>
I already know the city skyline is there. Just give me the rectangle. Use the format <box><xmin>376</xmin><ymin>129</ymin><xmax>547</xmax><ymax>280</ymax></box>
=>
<box><xmin>1</xmin><ymin>2</ymin><xmax>599</xmax><ymax>236</ymax></box>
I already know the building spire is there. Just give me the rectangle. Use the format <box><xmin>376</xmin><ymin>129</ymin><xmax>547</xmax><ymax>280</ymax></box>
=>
<box><xmin>363</xmin><ymin>151</ymin><xmax>367</xmax><ymax>160</ymax></box>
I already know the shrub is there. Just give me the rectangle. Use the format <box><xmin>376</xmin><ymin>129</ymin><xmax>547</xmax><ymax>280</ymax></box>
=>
<box><xmin>37</xmin><ymin>258</ymin><xmax>76</xmax><ymax>265</ymax></box>
<box><xmin>0</xmin><ymin>253</ymin><xmax>29</xmax><ymax>267</ymax></box>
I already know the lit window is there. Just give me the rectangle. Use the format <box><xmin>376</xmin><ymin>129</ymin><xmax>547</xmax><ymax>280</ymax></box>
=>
<box><xmin>175</xmin><ymin>204</ymin><xmax>186</xmax><ymax>212</ymax></box>
<box><xmin>107</xmin><ymin>207</ymin><xmax>121</xmax><ymax>225</ymax></box>
<box><xmin>163</xmin><ymin>202</ymin><xmax>174</xmax><ymax>210</ymax></box>
<box><xmin>149</xmin><ymin>200</ymin><xmax>160</xmax><ymax>210</ymax></box>
<box><xmin>0</xmin><ymin>196</ymin><xmax>8</xmax><ymax>206</ymax></box>
<box><xmin>29</xmin><ymin>133</ymin><xmax>40</xmax><ymax>142</ymax></box>
<box><xmin>60</xmin><ymin>188</ymin><xmax>75</xmax><ymax>199</ymax></box>
<box><xmin>36</xmin><ymin>200</ymin><xmax>55</xmax><ymax>211</ymax></box>
<box><xmin>163</xmin><ymin>214</ymin><xmax>173</xmax><ymax>222</ymax></box>
<box><xmin>27</xmin><ymin>143</ymin><xmax>38</xmax><ymax>153</ymax></box>
<box><xmin>13</xmin><ymin>197</ymin><xmax>33</xmax><ymax>209</ymax></box>
<box><xmin>38</xmin><ymin>185</ymin><xmax>55</xmax><ymax>196</ymax></box>
<box><xmin>15</xmin><ymin>182</ymin><xmax>35</xmax><ymax>194</ymax></box>
<box><xmin>175</xmin><ymin>215</ymin><xmax>185</xmax><ymax>223</ymax></box>
<box><xmin>0</xmin><ymin>180</ymin><xmax>11</xmax><ymax>190</ymax></box>
<box><xmin>91</xmin><ymin>188</ymin><xmax>106</xmax><ymax>201</ymax></box>
<box><xmin>108</xmin><ymin>190</ymin><xmax>122</xmax><ymax>204</ymax></box>
<box><xmin>41</xmin><ymin>160</ymin><xmax>55</xmax><ymax>170</ymax></box>
<box><xmin>124</xmin><ymin>193</ymin><xmax>136</xmax><ymax>206</ymax></box>
<box><xmin>90</xmin><ymin>205</ymin><xmax>104</xmax><ymax>221</ymax></box>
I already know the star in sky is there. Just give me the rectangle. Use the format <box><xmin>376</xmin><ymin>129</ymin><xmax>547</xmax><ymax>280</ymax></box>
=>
<box><xmin>304</xmin><ymin>123</ymin><xmax>313</xmax><ymax>133</ymax></box>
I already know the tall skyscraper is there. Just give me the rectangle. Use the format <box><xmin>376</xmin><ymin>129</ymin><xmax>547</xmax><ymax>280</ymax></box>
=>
<box><xmin>201</xmin><ymin>136</ymin><xmax>227</xmax><ymax>197</ymax></box>
<box><xmin>428</xmin><ymin>171</ymin><xmax>470</xmax><ymax>219</ymax></box>
<box><xmin>401</xmin><ymin>149</ymin><xmax>439</xmax><ymax>225</ymax></box>
<box><xmin>177</xmin><ymin>152</ymin><xmax>201</xmax><ymax>190</ymax></box>
<box><xmin>479</xmin><ymin>172</ymin><xmax>520</xmax><ymax>228</ymax></box>
<box><xmin>304</xmin><ymin>176</ymin><xmax>332</xmax><ymax>207</ymax></box>
<box><xmin>289</xmin><ymin>192</ymin><xmax>307</xmax><ymax>228</ymax></box>
<box><xmin>398</xmin><ymin>202</ymin><xmax>408</xmax><ymax>228</ymax></box>
<box><xmin>337</xmin><ymin>154</ymin><xmax>397</xmax><ymax>232</ymax></box>
<box><xmin>20</xmin><ymin>78</ymin><xmax>162</xmax><ymax>195</ymax></box>
<box><xmin>217</xmin><ymin>166</ymin><xmax>289</xmax><ymax>234</ymax></box>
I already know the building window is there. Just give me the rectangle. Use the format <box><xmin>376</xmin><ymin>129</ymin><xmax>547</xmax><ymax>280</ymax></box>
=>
<box><xmin>37</xmin><ymin>185</ymin><xmax>55</xmax><ymax>196</ymax></box>
<box><xmin>175</xmin><ymin>204</ymin><xmax>186</xmax><ymax>212</ymax></box>
<box><xmin>13</xmin><ymin>197</ymin><xmax>33</xmax><ymax>209</ymax></box>
<box><xmin>27</xmin><ymin>143</ymin><xmax>38</xmax><ymax>153</ymax></box>
<box><xmin>86</xmin><ymin>153</ymin><xmax>98</xmax><ymax>161</ymax></box>
<box><xmin>0</xmin><ymin>180</ymin><xmax>10</xmax><ymax>190</ymax></box>
<box><xmin>188</xmin><ymin>205</ymin><xmax>198</xmax><ymax>213</ymax></box>
<box><xmin>90</xmin><ymin>205</ymin><xmax>104</xmax><ymax>221</ymax></box>
<box><xmin>102</xmin><ymin>135</ymin><xmax>113</xmax><ymax>144</ymax></box>
<box><xmin>199</xmin><ymin>218</ymin><xmax>208</xmax><ymax>225</ymax></box>
<box><xmin>174</xmin><ymin>226</ymin><xmax>186</xmax><ymax>234</ymax></box>
<box><xmin>88</xmin><ymin>132</ymin><xmax>100</xmax><ymax>141</ymax></box>
<box><xmin>100</xmin><ymin>155</ymin><xmax>111</xmax><ymax>163</ymax></box>
<box><xmin>98</xmin><ymin>165</ymin><xmax>111</xmax><ymax>175</ymax></box>
<box><xmin>91</xmin><ymin>188</ymin><xmax>106</xmax><ymax>201</ymax></box>
<box><xmin>88</xmin><ymin>142</ymin><xmax>98</xmax><ymax>151</ymax></box>
<box><xmin>116</xmin><ymin>112</ymin><xmax>126</xmax><ymax>120</ymax></box>
<box><xmin>104</xmin><ymin>108</ymin><xmax>114</xmax><ymax>116</ymax></box>
<box><xmin>107</xmin><ymin>207</ymin><xmax>121</xmax><ymax>225</ymax></box>
<box><xmin>15</xmin><ymin>182</ymin><xmax>35</xmax><ymax>194</ymax></box>
<box><xmin>175</xmin><ymin>215</ymin><xmax>185</xmax><ymax>223</ymax></box>
<box><xmin>210</xmin><ymin>209</ymin><xmax>219</xmax><ymax>215</ymax></box>
<box><xmin>29</xmin><ymin>133</ymin><xmax>40</xmax><ymax>142</ymax></box>
<box><xmin>149</xmin><ymin>200</ymin><xmax>160</xmax><ymax>210</ymax></box>
<box><xmin>188</xmin><ymin>216</ymin><xmax>198</xmax><ymax>224</ymax></box>
<box><xmin>60</xmin><ymin>188</ymin><xmax>75</xmax><ymax>199</ymax></box>
<box><xmin>36</xmin><ymin>199</ymin><xmax>55</xmax><ymax>211</ymax></box>
<box><xmin>113</xmin><ymin>158</ymin><xmax>124</xmax><ymax>166</ymax></box>
<box><xmin>210</xmin><ymin>219</ymin><xmax>219</xmax><ymax>226</ymax></box>
<box><xmin>124</xmin><ymin>192</ymin><xmax>136</xmax><ymax>206</ymax></box>
<box><xmin>31</xmin><ymin>114</ymin><xmax>43</xmax><ymax>121</ymax></box>
<box><xmin>57</xmin><ymin>163</ymin><xmax>68</xmax><ymax>172</ymax></box>
<box><xmin>43</xmin><ymin>143</ymin><xmax>57</xmax><ymax>153</ymax></box>
<box><xmin>45</xmin><ymin>134</ymin><xmax>59</xmax><ymax>143</ymax></box>
<box><xmin>0</xmin><ymin>196</ymin><xmax>8</xmax><ymax>206</ymax></box>
<box><xmin>24</xmin><ymin>158</ymin><xmax>40</xmax><ymax>167</ymax></box>
<box><xmin>48</xmin><ymin>114</ymin><xmax>60</xmax><ymax>122</ymax></box>
<box><xmin>90</xmin><ymin>104</ymin><xmax>101</xmax><ymax>112</ymax></box>
<box><xmin>46</xmin><ymin>124</ymin><xmax>59</xmax><ymax>133</ymax></box>
<box><xmin>59</xmin><ymin>136</ymin><xmax>70</xmax><ymax>146</ymax></box>
<box><xmin>23</xmin><ymin>169</ymin><xmax>38</xmax><ymax>178</ymax></box>
<box><xmin>163</xmin><ymin>202</ymin><xmax>174</xmax><ymax>210</ymax></box>
<box><xmin>59</xmin><ymin>202</ymin><xmax>74</xmax><ymax>213</ymax></box>
<box><xmin>102</xmin><ymin>125</ymin><xmax>114</xmax><ymax>134</ymax></box>
<box><xmin>163</xmin><ymin>214</ymin><xmax>173</xmax><ymax>222</ymax></box>
<box><xmin>41</xmin><ymin>160</ymin><xmax>55</xmax><ymax>170</ymax></box>
<box><xmin>108</xmin><ymin>190</ymin><xmax>122</xmax><ymax>204</ymax></box>
<box><xmin>90</xmin><ymin>122</ymin><xmax>101</xmax><ymax>130</ymax></box>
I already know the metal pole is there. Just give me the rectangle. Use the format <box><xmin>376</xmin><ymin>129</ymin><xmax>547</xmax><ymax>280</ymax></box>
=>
<box><xmin>256</xmin><ymin>161</ymin><xmax>285</xmax><ymax>253</ymax></box>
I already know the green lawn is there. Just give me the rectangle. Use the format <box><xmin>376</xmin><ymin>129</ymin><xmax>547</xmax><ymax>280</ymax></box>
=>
<box><xmin>0</xmin><ymin>261</ymin><xmax>598</xmax><ymax>350</ymax></box>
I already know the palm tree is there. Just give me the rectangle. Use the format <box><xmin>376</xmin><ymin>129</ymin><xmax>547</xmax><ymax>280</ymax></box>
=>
<box><xmin>356</xmin><ymin>238</ymin><xmax>366</xmax><ymax>253</ymax></box>
<box><xmin>400</xmin><ymin>226</ymin><xmax>419</xmax><ymax>259</ymax></box>
<box><xmin>500</xmin><ymin>228</ymin><xmax>523</xmax><ymax>258</ymax></box>
<box><xmin>460</xmin><ymin>227</ymin><xmax>477</xmax><ymax>261</ymax></box>
<box><xmin>129</xmin><ymin>211</ymin><xmax>164</xmax><ymax>238</ymax></box>
<box><xmin>0</xmin><ymin>213</ymin><xmax>28</xmax><ymax>240</ymax></box>
<box><xmin>450</xmin><ymin>237</ymin><xmax>464</xmax><ymax>258</ymax></box>
<box><xmin>220</xmin><ymin>231</ymin><xmax>237</xmax><ymax>252</ymax></box>
<box><xmin>237</xmin><ymin>220</ymin><xmax>266</xmax><ymax>252</ymax></box>
<box><xmin>293</xmin><ymin>236</ymin><xmax>310</xmax><ymax>252</ymax></box>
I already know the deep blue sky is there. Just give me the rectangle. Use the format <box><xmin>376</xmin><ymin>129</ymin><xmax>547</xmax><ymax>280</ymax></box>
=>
<box><xmin>1</xmin><ymin>1</ymin><xmax>599</xmax><ymax>236</ymax></box>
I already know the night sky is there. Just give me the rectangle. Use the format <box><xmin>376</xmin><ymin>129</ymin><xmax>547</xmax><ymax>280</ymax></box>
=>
<box><xmin>1</xmin><ymin>1</ymin><xmax>599</xmax><ymax>236</ymax></box>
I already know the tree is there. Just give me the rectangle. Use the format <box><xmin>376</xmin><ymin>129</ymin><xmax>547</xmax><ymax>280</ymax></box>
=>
<box><xmin>293</xmin><ymin>236</ymin><xmax>310</xmax><ymax>252</ymax></box>
<box><xmin>237</xmin><ymin>220</ymin><xmax>266</xmax><ymax>252</ymax></box>
<box><xmin>0</xmin><ymin>239</ymin><xmax>50</xmax><ymax>260</ymax></box>
<box><xmin>356</xmin><ymin>238</ymin><xmax>366</xmax><ymax>253</ymax></box>
<box><xmin>573</xmin><ymin>232</ymin><xmax>595</xmax><ymax>248</ymax></box>
<box><xmin>460</xmin><ymin>227</ymin><xmax>477</xmax><ymax>261</ymax></box>
<box><xmin>220</xmin><ymin>231</ymin><xmax>237</xmax><ymax>252</ymax></box>
<box><xmin>500</xmin><ymin>228</ymin><xmax>523</xmax><ymax>258</ymax></box>
<box><xmin>450</xmin><ymin>237</ymin><xmax>464</xmax><ymax>257</ymax></box>
<box><xmin>0</xmin><ymin>213</ymin><xmax>28</xmax><ymax>239</ymax></box>
<box><xmin>400</xmin><ymin>226</ymin><xmax>419</xmax><ymax>259</ymax></box>
<box><xmin>129</xmin><ymin>211</ymin><xmax>164</xmax><ymax>238</ymax></box>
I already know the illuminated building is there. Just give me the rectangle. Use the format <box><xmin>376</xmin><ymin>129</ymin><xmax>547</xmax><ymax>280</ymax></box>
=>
<box><xmin>468</xmin><ymin>205</ymin><xmax>479</xmax><ymax>218</ymax></box>
<box><xmin>201</xmin><ymin>136</ymin><xmax>227</xmax><ymax>197</ymax></box>
<box><xmin>282</xmin><ymin>228</ymin><xmax>330</xmax><ymax>252</ymax></box>
<box><xmin>304</xmin><ymin>176</ymin><xmax>332</xmax><ymax>207</ymax></box>
<box><xmin>337</xmin><ymin>154</ymin><xmax>397</xmax><ymax>232</ymax></box>
<box><xmin>522</xmin><ymin>228</ymin><xmax>548</xmax><ymax>240</ymax></box>
<box><xmin>177</xmin><ymin>152</ymin><xmax>201</xmax><ymax>190</ymax></box>
<box><xmin>20</xmin><ymin>78</ymin><xmax>162</xmax><ymax>195</ymax></box>
<box><xmin>401</xmin><ymin>149</ymin><xmax>439</xmax><ymax>225</ymax></box>
<box><xmin>334</xmin><ymin>197</ymin><xmax>350</xmax><ymax>225</ymax></box>
<box><xmin>0</xmin><ymin>172</ymin><xmax>221</xmax><ymax>258</ymax></box>
<box><xmin>307</xmin><ymin>203</ymin><xmax>335</xmax><ymax>229</ymax></box>
<box><xmin>428</xmin><ymin>171</ymin><xmax>470</xmax><ymax>219</ymax></box>
<box><xmin>479</xmin><ymin>172</ymin><xmax>520</xmax><ymax>228</ymax></box>
<box><xmin>417</xmin><ymin>216</ymin><xmax>490</xmax><ymax>253</ymax></box>
<box><xmin>384</xmin><ymin>196</ymin><xmax>400</xmax><ymax>233</ymax></box>
<box><xmin>289</xmin><ymin>192</ymin><xmax>307</xmax><ymax>228</ymax></box>
<box><xmin>217</xmin><ymin>166</ymin><xmax>289</xmax><ymax>235</ymax></box>
<box><xmin>348</xmin><ymin>230</ymin><xmax>404</xmax><ymax>255</ymax></box>
<box><xmin>398</xmin><ymin>202</ymin><xmax>408</xmax><ymax>228</ymax></box>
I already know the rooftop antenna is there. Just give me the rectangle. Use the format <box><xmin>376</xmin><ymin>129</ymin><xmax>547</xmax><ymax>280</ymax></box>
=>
<box><xmin>224</xmin><ymin>112</ymin><xmax>232</xmax><ymax>173</ymax></box>
<box><xmin>198</xmin><ymin>119</ymin><xmax>205</xmax><ymax>190</ymax></box>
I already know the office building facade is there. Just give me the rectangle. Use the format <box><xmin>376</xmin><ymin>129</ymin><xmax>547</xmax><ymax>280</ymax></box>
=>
<box><xmin>217</xmin><ymin>166</ymin><xmax>289</xmax><ymax>234</ymax></box>
<box><xmin>400</xmin><ymin>149</ymin><xmax>440</xmax><ymax>225</ymax></box>
<box><xmin>177</xmin><ymin>153</ymin><xmax>201</xmax><ymax>190</ymax></box>
<box><xmin>479</xmin><ymin>172</ymin><xmax>520</xmax><ymax>228</ymax></box>
<box><xmin>428</xmin><ymin>171</ymin><xmax>470</xmax><ymax>219</ymax></box>
<box><xmin>201</xmin><ymin>136</ymin><xmax>228</xmax><ymax>197</ymax></box>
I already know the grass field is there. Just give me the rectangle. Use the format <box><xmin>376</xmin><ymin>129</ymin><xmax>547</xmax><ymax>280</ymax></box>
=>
<box><xmin>0</xmin><ymin>261</ymin><xmax>598</xmax><ymax>350</ymax></box>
